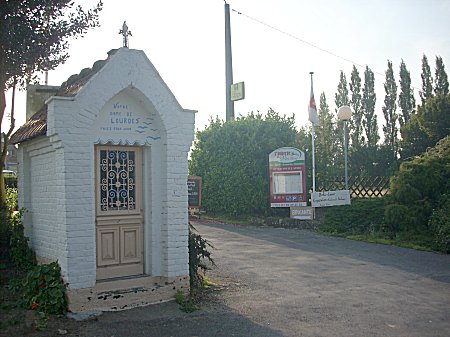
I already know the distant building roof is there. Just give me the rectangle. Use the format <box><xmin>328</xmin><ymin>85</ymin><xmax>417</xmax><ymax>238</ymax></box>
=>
<box><xmin>11</xmin><ymin>49</ymin><xmax>118</xmax><ymax>144</ymax></box>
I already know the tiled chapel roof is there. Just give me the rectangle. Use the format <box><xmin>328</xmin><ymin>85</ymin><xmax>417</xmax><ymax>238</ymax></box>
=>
<box><xmin>11</xmin><ymin>49</ymin><xmax>118</xmax><ymax>144</ymax></box>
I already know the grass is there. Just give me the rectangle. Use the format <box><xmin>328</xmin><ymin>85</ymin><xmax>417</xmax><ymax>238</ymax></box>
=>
<box><xmin>201</xmin><ymin>200</ymin><xmax>443</xmax><ymax>254</ymax></box>
<box><xmin>346</xmin><ymin>234</ymin><xmax>434</xmax><ymax>252</ymax></box>
<box><xmin>197</xmin><ymin>214</ymin><xmax>251</xmax><ymax>226</ymax></box>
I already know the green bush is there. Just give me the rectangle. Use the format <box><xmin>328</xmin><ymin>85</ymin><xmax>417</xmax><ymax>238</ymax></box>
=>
<box><xmin>390</xmin><ymin>182</ymin><xmax>421</xmax><ymax>205</ymax></box>
<box><xmin>320</xmin><ymin>198</ymin><xmax>385</xmax><ymax>235</ymax></box>
<box><xmin>189</xmin><ymin>110</ymin><xmax>301</xmax><ymax>216</ymax></box>
<box><xmin>384</xmin><ymin>204</ymin><xmax>410</xmax><ymax>233</ymax></box>
<box><xmin>9</xmin><ymin>209</ymin><xmax>36</xmax><ymax>271</ymax></box>
<box><xmin>19</xmin><ymin>262</ymin><xmax>67</xmax><ymax>316</ymax></box>
<box><xmin>429</xmin><ymin>194</ymin><xmax>450</xmax><ymax>253</ymax></box>
<box><xmin>6</xmin><ymin>187</ymin><xmax>18</xmax><ymax>212</ymax></box>
<box><xmin>386</xmin><ymin>136</ymin><xmax>449</xmax><ymax>233</ymax></box>
<box><xmin>2</xmin><ymin>187</ymin><xmax>36</xmax><ymax>270</ymax></box>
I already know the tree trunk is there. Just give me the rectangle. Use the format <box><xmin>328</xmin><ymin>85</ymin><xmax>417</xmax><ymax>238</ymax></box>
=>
<box><xmin>0</xmin><ymin>78</ymin><xmax>16</xmax><ymax>205</ymax></box>
<box><xmin>0</xmin><ymin>79</ymin><xmax>9</xmax><ymax>256</ymax></box>
<box><xmin>1</xmin><ymin>77</ymin><xmax>7</xmax><ymax>206</ymax></box>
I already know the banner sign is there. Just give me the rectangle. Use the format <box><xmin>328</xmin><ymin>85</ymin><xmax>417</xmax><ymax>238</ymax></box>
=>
<box><xmin>269</xmin><ymin>147</ymin><xmax>307</xmax><ymax>207</ymax></box>
<box><xmin>187</xmin><ymin>176</ymin><xmax>202</xmax><ymax>208</ymax></box>
<box><xmin>311</xmin><ymin>190</ymin><xmax>351</xmax><ymax>207</ymax></box>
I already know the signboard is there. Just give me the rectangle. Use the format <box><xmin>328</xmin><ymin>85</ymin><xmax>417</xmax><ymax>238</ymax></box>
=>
<box><xmin>311</xmin><ymin>190</ymin><xmax>351</xmax><ymax>207</ymax></box>
<box><xmin>269</xmin><ymin>147</ymin><xmax>307</xmax><ymax>207</ymax></box>
<box><xmin>187</xmin><ymin>176</ymin><xmax>202</xmax><ymax>208</ymax></box>
<box><xmin>290</xmin><ymin>206</ymin><xmax>314</xmax><ymax>220</ymax></box>
<box><xmin>231</xmin><ymin>82</ymin><xmax>245</xmax><ymax>101</ymax></box>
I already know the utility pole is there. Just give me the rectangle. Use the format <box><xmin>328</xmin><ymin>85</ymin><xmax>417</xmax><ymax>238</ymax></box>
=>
<box><xmin>224</xmin><ymin>1</ymin><xmax>234</xmax><ymax>121</ymax></box>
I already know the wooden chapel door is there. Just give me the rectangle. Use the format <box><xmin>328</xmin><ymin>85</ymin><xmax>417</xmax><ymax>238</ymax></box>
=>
<box><xmin>95</xmin><ymin>145</ymin><xmax>144</xmax><ymax>280</ymax></box>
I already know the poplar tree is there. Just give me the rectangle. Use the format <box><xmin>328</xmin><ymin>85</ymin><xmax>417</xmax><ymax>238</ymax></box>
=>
<box><xmin>349</xmin><ymin>65</ymin><xmax>363</xmax><ymax>149</ymax></box>
<box><xmin>334</xmin><ymin>71</ymin><xmax>349</xmax><ymax>163</ymax></box>
<box><xmin>335</xmin><ymin>70</ymin><xmax>350</xmax><ymax>108</ymax></box>
<box><xmin>362</xmin><ymin>66</ymin><xmax>378</xmax><ymax>148</ymax></box>
<box><xmin>316</xmin><ymin>92</ymin><xmax>340</xmax><ymax>184</ymax></box>
<box><xmin>419</xmin><ymin>54</ymin><xmax>433</xmax><ymax>105</ymax></box>
<box><xmin>434</xmin><ymin>55</ymin><xmax>449</xmax><ymax>96</ymax></box>
<box><xmin>398</xmin><ymin>60</ymin><xmax>415</xmax><ymax>128</ymax></box>
<box><xmin>0</xmin><ymin>0</ymin><xmax>103</xmax><ymax>205</ymax></box>
<box><xmin>382</xmin><ymin>60</ymin><xmax>398</xmax><ymax>159</ymax></box>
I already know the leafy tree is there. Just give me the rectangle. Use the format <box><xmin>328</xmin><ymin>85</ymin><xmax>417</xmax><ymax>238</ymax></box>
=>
<box><xmin>398</xmin><ymin>59</ymin><xmax>415</xmax><ymax>128</ymax></box>
<box><xmin>400</xmin><ymin>93</ymin><xmax>450</xmax><ymax>159</ymax></box>
<box><xmin>0</xmin><ymin>0</ymin><xmax>103</xmax><ymax>205</ymax></box>
<box><xmin>189</xmin><ymin>109</ymin><xmax>300</xmax><ymax>216</ymax></box>
<box><xmin>362</xmin><ymin>65</ymin><xmax>378</xmax><ymax>148</ymax></box>
<box><xmin>419</xmin><ymin>54</ymin><xmax>433</xmax><ymax>105</ymax></box>
<box><xmin>399</xmin><ymin>114</ymin><xmax>430</xmax><ymax>160</ymax></box>
<box><xmin>316</xmin><ymin>92</ymin><xmax>341</xmax><ymax>184</ymax></box>
<box><xmin>434</xmin><ymin>56</ymin><xmax>449</xmax><ymax>96</ymax></box>
<box><xmin>419</xmin><ymin>93</ymin><xmax>450</xmax><ymax>143</ymax></box>
<box><xmin>349</xmin><ymin>65</ymin><xmax>363</xmax><ymax>149</ymax></box>
<box><xmin>382</xmin><ymin>60</ymin><xmax>398</xmax><ymax>160</ymax></box>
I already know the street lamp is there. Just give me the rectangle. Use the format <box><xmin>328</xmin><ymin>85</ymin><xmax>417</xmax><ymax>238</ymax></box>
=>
<box><xmin>337</xmin><ymin>106</ymin><xmax>352</xmax><ymax>190</ymax></box>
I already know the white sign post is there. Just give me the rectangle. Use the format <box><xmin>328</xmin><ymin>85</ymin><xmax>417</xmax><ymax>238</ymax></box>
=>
<box><xmin>311</xmin><ymin>190</ymin><xmax>351</xmax><ymax>207</ymax></box>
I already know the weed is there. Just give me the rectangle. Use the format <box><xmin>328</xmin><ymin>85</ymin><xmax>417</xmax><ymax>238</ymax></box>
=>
<box><xmin>202</xmin><ymin>276</ymin><xmax>215</xmax><ymax>289</ymax></box>
<box><xmin>174</xmin><ymin>289</ymin><xmax>199</xmax><ymax>313</ymax></box>
<box><xmin>33</xmin><ymin>313</ymin><xmax>48</xmax><ymax>330</ymax></box>
<box><xmin>7</xmin><ymin>315</ymin><xmax>22</xmax><ymax>326</ymax></box>
<box><xmin>189</xmin><ymin>223</ymin><xmax>215</xmax><ymax>290</ymax></box>
<box><xmin>175</xmin><ymin>289</ymin><xmax>185</xmax><ymax>305</ymax></box>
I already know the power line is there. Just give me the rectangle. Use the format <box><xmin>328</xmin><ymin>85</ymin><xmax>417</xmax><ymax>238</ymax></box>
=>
<box><xmin>231</xmin><ymin>7</ymin><xmax>421</xmax><ymax>92</ymax></box>
<box><xmin>232</xmin><ymin>8</ymin><xmax>366</xmax><ymax>71</ymax></box>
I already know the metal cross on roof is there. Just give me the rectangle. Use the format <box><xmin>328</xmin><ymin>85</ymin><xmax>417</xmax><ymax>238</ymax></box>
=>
<box><xmin>119</xmin><ymin>21</ymin><xmax>132</xmax><ymax>48</ymax></box>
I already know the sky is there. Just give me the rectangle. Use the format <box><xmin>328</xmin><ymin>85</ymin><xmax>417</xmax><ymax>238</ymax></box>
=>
<box><xmin>3</xmin><ymin>0</ymin><xmax>450</xmax><ymax>134</ymax></box>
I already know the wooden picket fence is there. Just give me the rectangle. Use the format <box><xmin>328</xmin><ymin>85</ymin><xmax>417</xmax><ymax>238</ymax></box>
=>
<box><xmin>316</xmin><ymin>176</ymin><xmax>390</xmax><ymax>198</ymax></box>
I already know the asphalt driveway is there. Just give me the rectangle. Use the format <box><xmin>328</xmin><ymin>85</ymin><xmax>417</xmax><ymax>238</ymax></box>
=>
<box><xmin>79</xmin><ymin>222</ymin><xmax>450</xmax><ymax>337</ymax></box>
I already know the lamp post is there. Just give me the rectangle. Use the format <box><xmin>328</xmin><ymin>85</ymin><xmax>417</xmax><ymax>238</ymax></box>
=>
<box><xmin>337</xmin><ymin>106</ymin><xmax>352</xmax><ymax>190</ymax></box>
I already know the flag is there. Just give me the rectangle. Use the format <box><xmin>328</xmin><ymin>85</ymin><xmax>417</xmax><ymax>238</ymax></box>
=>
<box><xmin>308</xmin><ymin>88</ymin><xmax>319</xmax><ymax>125</ymax></box>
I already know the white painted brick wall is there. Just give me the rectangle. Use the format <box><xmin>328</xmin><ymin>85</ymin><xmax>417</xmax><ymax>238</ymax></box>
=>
<box><xmin>19</xmin><ymin>47</ymin><xmax>195</xmax><ymax>290</ymax></box>
<box><xmin>19</xmin><ymin>139</ymin><xmax>69</xmax><ymax>275</ymax></box>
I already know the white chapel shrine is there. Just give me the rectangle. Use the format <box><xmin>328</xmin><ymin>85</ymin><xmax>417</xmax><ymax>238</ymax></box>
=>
<box><xmin>11</xmin><ymin>47</ymin><xmax>196</xmax><ymax>312</ymax></box>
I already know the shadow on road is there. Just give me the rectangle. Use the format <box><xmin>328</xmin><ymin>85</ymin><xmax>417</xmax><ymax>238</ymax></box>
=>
<box><xmin>78</xmin><ymin>300</ymin><xmax>285</xmax><ymax>337</ymax></box>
